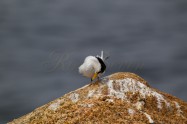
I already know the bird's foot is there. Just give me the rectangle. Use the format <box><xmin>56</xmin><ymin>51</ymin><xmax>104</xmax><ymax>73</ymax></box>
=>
<box><xmin>90</xmin><ymin>77</ymin><xmax>100</xmax><ymax>84</ymax></box>
<box><xmin>97</xmin><ymin>77</ymin><xmax>100</xmax><ymax>81</ymax></box>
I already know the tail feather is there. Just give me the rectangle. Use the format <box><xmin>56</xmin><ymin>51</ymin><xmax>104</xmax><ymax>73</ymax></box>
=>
<box><xmin>101</xmin><ymin>51</ymin><xmax>104</xmax><ymax>60</ymax></box>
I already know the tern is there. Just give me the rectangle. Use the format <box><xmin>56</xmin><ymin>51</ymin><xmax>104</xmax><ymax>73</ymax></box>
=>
<box><xmin>79</xmin><ymin>51</ymin><xmax>108</xmax><ymax>82</ymax></box>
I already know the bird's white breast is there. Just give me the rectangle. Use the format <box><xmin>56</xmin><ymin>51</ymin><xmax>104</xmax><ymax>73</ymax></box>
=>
<box><xmin>79</xmin><ymin>56</ymin><xmax>101</xmax><ymax>78</ymax></box>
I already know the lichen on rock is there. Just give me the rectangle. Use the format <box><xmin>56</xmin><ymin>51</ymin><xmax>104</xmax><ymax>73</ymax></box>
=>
<box><xmin>9</xmin><ymin>72</ymin><xmax>187</xmax><ymax>124</ymax></box>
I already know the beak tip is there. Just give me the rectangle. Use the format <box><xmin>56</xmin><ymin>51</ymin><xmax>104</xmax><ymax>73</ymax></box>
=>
<box><xmin>92</xmin><ymin>73</ymin><xmax>98</xmax><ymax>81</ymax></box>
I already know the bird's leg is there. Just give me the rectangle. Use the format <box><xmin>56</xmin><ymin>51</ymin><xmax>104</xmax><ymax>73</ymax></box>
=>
<box><xmin>90</xmin><ymin>78</ymin><xmax>94</xmax><ymax>85</ymax></box>
<box><xmin>97</xmin><ymin>77</ymin><xmax>100</xmax><ymax>81</ymax></box>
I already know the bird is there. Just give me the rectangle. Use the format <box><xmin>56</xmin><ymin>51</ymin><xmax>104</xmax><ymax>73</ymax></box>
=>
<box><xmin>79</xmin><ymin>51</ymin><xmax>108</xmax><ymax>82</ymax></box>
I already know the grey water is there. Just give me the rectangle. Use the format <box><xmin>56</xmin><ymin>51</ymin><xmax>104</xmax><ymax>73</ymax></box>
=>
<box><xmin>0</xmin><ymin>0</ymin><xmax>187</xmax><ymax>123</ymax></box>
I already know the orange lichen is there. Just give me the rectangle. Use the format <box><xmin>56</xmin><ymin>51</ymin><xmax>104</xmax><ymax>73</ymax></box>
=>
<box><xmin>9</xmin><ymin>72</ymin><xmax>187</xmax><ymax>124</ymax></box>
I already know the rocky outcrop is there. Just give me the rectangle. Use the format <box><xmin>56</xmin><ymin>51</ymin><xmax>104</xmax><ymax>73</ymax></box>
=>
<box><xmin>9</xmin><ymin>72</ymin><xmax>187</xmax><ymax>124</ymax></box>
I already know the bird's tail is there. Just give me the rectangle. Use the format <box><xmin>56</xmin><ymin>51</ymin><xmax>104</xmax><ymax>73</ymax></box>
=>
<box><xmin>97</xmin><ymin>51</ymin><xmax>104</xmax><ymax>60</ymax></box>
<box><xmin>101</xmin><ymin>51</ymin><xmax>104</xmax><ymax>60</ymax></box>
<box><xmin>97</xmin><ymin>50</ymin><xmax>109</xmax><ymax>61</ymax></box>
<box><xmin>98</xmin><ymin>50</ymin><xmax>109</xmax><ymax>61</ymax></box>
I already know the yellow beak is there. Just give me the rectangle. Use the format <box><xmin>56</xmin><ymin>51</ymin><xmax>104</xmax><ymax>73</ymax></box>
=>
<box><xmin>91</xmin><ymin>73</ymin><xmax>98</xmax><ymax>81</ymax></box>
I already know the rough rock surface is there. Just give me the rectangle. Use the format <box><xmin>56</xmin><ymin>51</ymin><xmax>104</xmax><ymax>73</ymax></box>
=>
<box><xmin>9</xmin><ymin>72</ymin><xmax>187</xmax><ymax>124</ymax></box>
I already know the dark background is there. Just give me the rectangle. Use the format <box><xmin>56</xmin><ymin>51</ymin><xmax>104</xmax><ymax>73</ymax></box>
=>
<box><xmin>0</xmin><ymin>0</ymin><xmax>187</xmax><ymax>123</ymax></box>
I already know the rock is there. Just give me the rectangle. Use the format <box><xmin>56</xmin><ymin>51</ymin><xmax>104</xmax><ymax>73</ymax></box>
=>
<box><xmin>8</xmin><ymin>72</ymin><xmax>187</xmax><ymax>124</ymax></box>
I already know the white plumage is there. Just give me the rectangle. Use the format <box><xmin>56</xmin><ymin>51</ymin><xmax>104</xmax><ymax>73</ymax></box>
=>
<box><xmin>79</xmin><ymin>56</ymin><xmax>101</xmax><ymax>78</ymax></box>
<box><xmin>79</xmin><ymin>51</ymin><xmax>107</xmax><ymax>81</ymax></box>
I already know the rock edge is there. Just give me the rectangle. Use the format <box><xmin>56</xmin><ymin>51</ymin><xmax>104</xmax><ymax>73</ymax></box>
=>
<box><xmin>9</xmin><ymin>72</ymin><xmax>187</xmax><ymax>124</ymax></box>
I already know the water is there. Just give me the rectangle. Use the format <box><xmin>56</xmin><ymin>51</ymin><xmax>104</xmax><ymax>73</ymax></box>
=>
<box><xmin>0</xmin><ymin>0</ymin><xmax>187</xmax><ymax>123</ymax></box>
